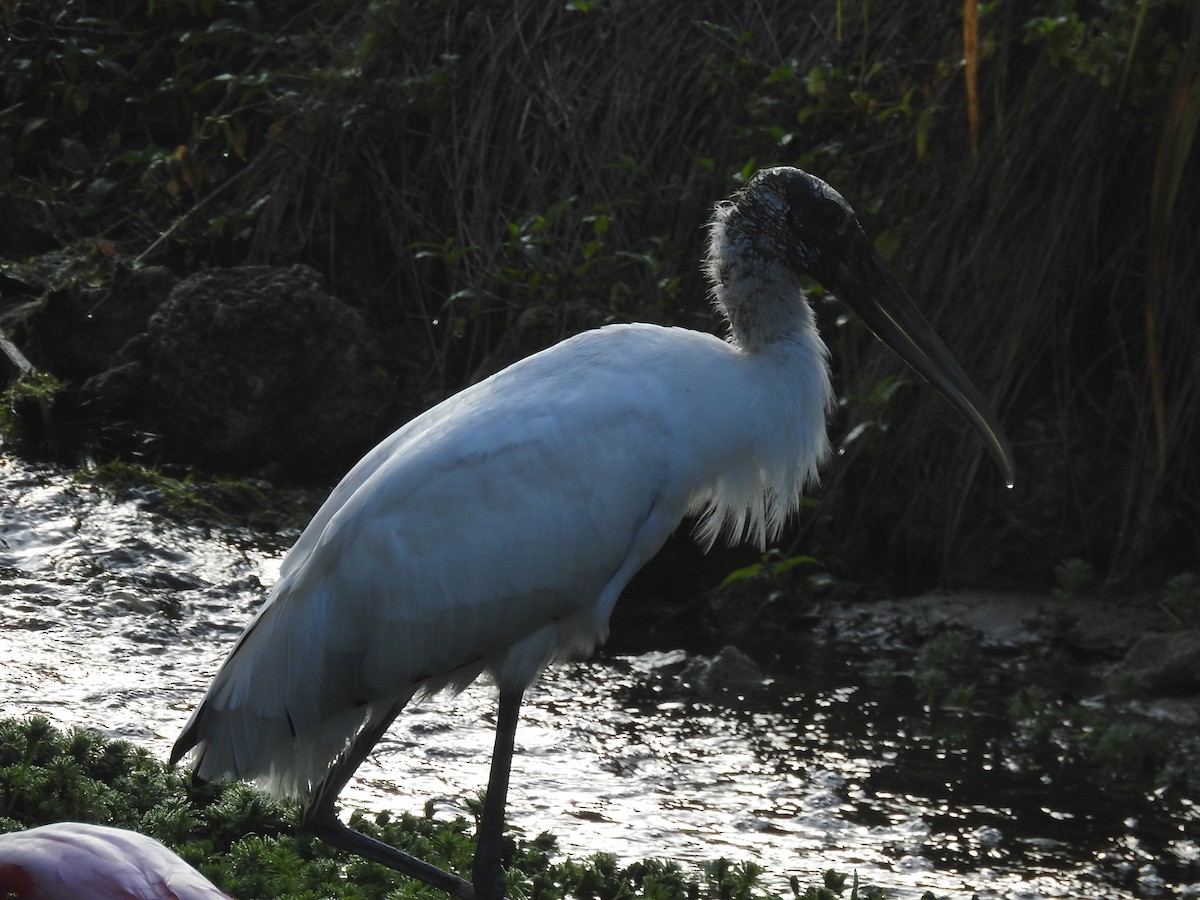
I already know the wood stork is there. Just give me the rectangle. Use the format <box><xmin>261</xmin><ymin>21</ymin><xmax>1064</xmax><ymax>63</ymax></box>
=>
<box><xmin>0</xmin><ymin>822</ymin><xmax>231</xmax><ymax>899</ymax></box>
<box><xmin>171</xmin><ymin>167</ymin><xmax>1015</xmax><ymax>900</ymax></box>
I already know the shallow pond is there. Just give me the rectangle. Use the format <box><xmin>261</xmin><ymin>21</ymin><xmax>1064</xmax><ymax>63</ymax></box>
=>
<box><xmin>0</xmin><ymin>456</ymin><xmax>1195</xmax><ymax>899</ymax></box>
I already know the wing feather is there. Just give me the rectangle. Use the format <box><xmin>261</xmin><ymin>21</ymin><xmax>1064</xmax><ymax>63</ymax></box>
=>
<box><xmin>174</xmin><ymin>323</ymin><xmax>828</xmax><ymax>800</ymax></box>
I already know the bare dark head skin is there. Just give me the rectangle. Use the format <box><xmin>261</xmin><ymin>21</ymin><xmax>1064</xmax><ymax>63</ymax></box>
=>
<box><xmin>731</xmin><ymin>167</ymin><xmax>1016</xmax><ymax>487</ymax></box>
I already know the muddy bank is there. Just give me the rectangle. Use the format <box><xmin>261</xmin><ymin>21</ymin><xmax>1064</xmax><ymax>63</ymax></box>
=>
<box><xmin>822</xmin><ymin>591</ymin><xmax>1200</xmax><ymax>724</ymax></box>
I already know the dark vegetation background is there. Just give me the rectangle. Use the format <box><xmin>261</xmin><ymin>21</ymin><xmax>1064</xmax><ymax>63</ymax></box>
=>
<box><xmin>0</xmin><ymin>0</ymin><xmax>1195</xmax><ymax>595</ymax></box>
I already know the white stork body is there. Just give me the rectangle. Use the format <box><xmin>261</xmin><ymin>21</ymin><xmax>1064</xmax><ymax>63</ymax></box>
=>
<box><xmin>187</xmin><ymin>320</ymin><xmax>831</xmax><ymax>799</ymax></box>
<box><xmin>174</xmin><ymin>167</ymin><xmax>1013</xmax><ymax>900</ymax></box>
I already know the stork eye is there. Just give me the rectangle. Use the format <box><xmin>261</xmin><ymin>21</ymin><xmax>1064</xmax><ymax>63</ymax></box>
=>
<box><xmin>816</xmin><ymin>198</ymin><xmax>851</xmax><ymax>234</ymax></box>
<box><xmin>789</xmin><ymin>196</ymin><xmax>850</xmax><ymax>239</ymax></box>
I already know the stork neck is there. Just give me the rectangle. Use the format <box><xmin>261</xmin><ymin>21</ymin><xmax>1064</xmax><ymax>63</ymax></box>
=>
<box><xmin>712</xmin><ymin>266</ymin><xmax>819</xmax><ymax>354</ymax></box>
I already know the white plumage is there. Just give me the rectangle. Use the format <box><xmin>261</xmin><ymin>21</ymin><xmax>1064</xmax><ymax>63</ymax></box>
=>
<box><xmin>173</xmin><ymin>167</ymin><xmax>1013</xmax><ymax>900</ymax></box>
<box><xmin>183</xmin><ymin>321</ymin><xmax>831</xmax><ymax>799</ymax></box>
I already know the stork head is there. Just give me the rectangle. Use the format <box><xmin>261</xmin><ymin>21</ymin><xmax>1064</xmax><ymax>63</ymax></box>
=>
<box><xmin>708</xmin><ymin>166</ymin><xmax>1015</xmax><ymax>488</ymax></box>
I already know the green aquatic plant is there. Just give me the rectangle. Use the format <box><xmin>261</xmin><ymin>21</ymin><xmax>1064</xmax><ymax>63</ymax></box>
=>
<box><xmin>789</xmin><ymin>869</ymin><xmax>887</xmax><ymax>900</ymax></box>
<box><xmin>0</xmin><ymin>370</ymin><xmax>68</xmax><ymax>443</ymax></box>
<box><xmin>77</xmin><ymin>458</ymin><xmax>316</xmax><ymax>532</ymax></box>
<box><xmin>1162</xmin><ymin>572</ymin><xmax>1200</xmax><ymax>626</ymax></box>
<box><xmin>0</xmin><ymin>716</ymin><xmax>906</xmax><ymax>900</ymax></box>
<box><xmin>1051</xmin><ymin>558</ymin><xmax>1094</xmax><ymax>601</ymax></box>
<box><xmin>912</xmin><ymin>631</ymin><xmax>978</xmax><ymax>711</ymax></box>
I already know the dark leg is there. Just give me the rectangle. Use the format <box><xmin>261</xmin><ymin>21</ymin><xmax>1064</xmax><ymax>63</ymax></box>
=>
<box><xmin>472</xmin><ymin>686</ymin><xmax>524</xmax><ymax>900</ymax></box>
<box><xmin>309</xmin><ymin>808</ymin><xmax>476</xmax><ymax>900</ymax></box>
<box><xmin>303</xmin><ymin>703</ymin><xmax>476</xmax><ymax>900</ymax></box>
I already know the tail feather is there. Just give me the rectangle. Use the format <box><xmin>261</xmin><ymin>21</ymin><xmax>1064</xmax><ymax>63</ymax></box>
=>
<box><xmin>175</xmin><ymin>695</ymin><xmax>399</xmax><ymax>801</ymax></box>
<box><xmin>170</xmin><ymin>581</ymin><xmax>408</xmax><ymax>801</ymax></box>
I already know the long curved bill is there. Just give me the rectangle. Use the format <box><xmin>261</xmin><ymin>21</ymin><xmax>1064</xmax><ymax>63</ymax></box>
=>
<box><xmin>834</xmin><ymin>236</ymin><xmax>1016</xmax><ymax>489</ymax></box>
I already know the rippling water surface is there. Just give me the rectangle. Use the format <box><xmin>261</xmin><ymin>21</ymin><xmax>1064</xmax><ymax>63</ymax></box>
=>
<box><xmin>1</xmin><ymin>456</ymin><xmax>1195</xmax><ymax>899</ymax></box>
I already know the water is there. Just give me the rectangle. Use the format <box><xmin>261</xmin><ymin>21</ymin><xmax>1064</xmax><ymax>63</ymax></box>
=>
<box><xmin>0</xmin><ymin>456</ymin><xmax>1195</xmax><ymax>899</ymax></box>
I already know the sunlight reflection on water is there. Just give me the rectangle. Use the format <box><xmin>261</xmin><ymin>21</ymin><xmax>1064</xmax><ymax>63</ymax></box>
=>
<box><xmin>0</xmin><ymin>456</ymin><xmax>1186</xmax><ymax>899</ymax></box>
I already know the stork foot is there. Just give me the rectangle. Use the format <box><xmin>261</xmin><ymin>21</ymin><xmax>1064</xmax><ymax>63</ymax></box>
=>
<box><xmin>468</xmin><ymin>685</ymin><xmax>523</xmax><ymax>900</ymax></box>
<box><xmin>307</xmin><ymin>810</ymin><xmax>476</xmax><ymax>900</ymax></box>
<box><xmin>471</xmin><ymin>840</ymin><xmax>507</xmax><ymax>900</ymax></box>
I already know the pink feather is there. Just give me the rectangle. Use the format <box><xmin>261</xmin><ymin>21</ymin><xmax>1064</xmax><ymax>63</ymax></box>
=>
<box><xmin>0</xmin><ymin>823</ymin><xmax>230</xmax><ymax>900</ymax></box>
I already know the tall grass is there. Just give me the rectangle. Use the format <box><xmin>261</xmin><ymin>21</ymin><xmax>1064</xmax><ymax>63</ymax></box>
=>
<box><xmin>2</xmin><ymin>0</ymin><xmax>1194</xmax><ymax>587</ymax></box>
